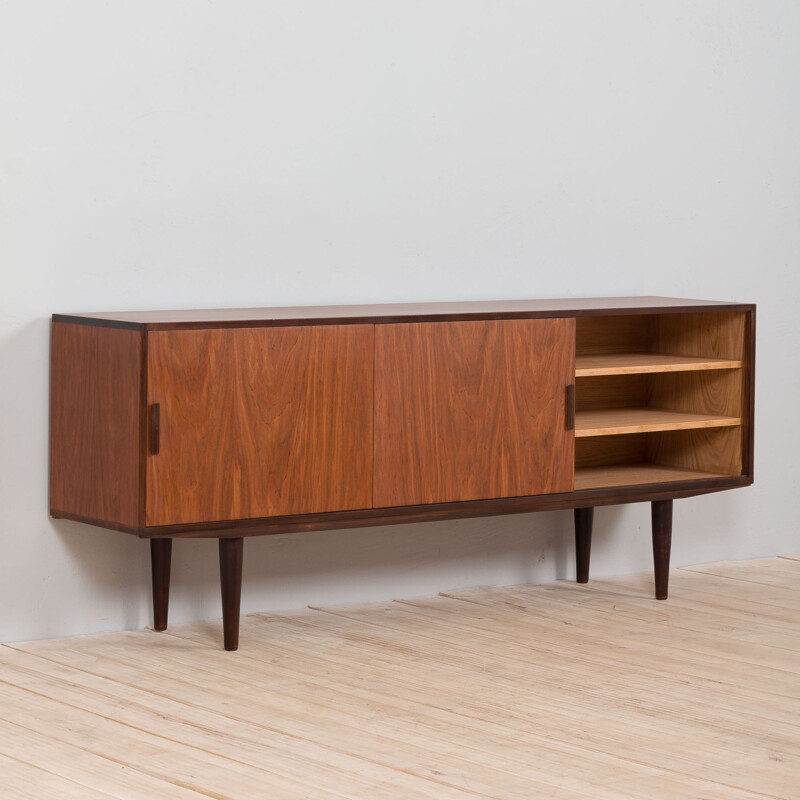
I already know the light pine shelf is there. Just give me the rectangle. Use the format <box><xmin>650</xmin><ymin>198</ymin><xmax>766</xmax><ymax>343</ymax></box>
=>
<box><xmin>575</xmin><ymin>463</ymin><xmax>728</xmax><ymax>491</ymax></box>
<box><xmin>575</xmin><ymin>352</ymin><xmax>742</xmax><ymax>377</ymax></box>
<box><xmin>574</xmin><ymin>407</ymin><xmax>742</xmax><ymax>438</ymax></box>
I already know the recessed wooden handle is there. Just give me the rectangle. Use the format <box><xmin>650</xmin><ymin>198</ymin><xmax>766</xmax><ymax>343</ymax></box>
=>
<box><xmin>566</xmin><ymin>384</ymin><xmax>575</xmax><ymax>431</ymax></box>
<box><xmin>149</xmin><ymin>403</ymin><xmax>160</xmax><ymax>455</ymax></box>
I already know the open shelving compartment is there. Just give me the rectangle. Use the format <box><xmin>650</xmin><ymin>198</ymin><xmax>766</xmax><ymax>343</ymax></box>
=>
<box><xmin>573</xmin><ymin>311</ymin><xmax>749</xmax><ymax>491</ymax></box>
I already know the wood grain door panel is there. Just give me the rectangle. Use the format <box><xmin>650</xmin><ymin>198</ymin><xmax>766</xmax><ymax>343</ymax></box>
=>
<box><xmin>374</xmin><ymin>319</ymin><xmax>575</xmax><ymax>507</ymax></box>
<box><xmin>146</xmin><ymin>325</ymin><xmax>373</xmax><ymax>526</ymax></box>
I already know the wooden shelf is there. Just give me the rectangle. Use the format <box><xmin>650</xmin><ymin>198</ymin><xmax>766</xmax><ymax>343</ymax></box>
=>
<box><xmin>575</xmin><ymin>463</ymin><xmax>729</xmax><ymax>490</ymax></box>
<box><xmin>575</xmin><ymin>353</ymin><xmax>742</xmax><ymax>377</ymax></box>
<box><xmin>574</xmin><ymin>407</ymin><xmax>741</xmax><ymax>438</ymax></box>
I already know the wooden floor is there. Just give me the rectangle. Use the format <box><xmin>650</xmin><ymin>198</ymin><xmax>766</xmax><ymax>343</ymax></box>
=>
<box><xmin>2</xmin><ymin>558</ymin><xmax>800</xmax><ymax>799</ymax></box>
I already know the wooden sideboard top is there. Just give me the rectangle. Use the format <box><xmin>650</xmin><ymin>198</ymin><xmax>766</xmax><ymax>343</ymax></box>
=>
<box><xmin>53</xmin><ymin>296</ymin><xmax>755</xmax><ymax>330</ymax></box>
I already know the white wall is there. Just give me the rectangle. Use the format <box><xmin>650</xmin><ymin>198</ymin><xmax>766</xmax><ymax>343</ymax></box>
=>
<box><xmin>1</xmin><ymin>1</ymin><xmax>798</xmax><ymax>643</ymax></box>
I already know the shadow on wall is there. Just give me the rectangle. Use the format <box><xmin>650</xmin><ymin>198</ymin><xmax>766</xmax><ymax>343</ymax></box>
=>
<box><xmin>239</xmin><ymin>511</ymin><xmax>578</xmax><ymax>597</ymax></box>
<box><xmin>50</xmin><ymin>486</ymin><xmax>641</xmax><ymax>638</ymax></box>
<box><xmin>50</xmin><ymin>518</ymin><xmax>150</xmax><ymax>631</ymax></box>
<box><xmin>49</xmin><ymin>504</ymin><xmax>638</xmax><ymax>626</ymax></box>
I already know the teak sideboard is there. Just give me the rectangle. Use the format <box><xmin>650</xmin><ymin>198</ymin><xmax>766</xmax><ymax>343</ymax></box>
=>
<box><xmin>50</xmin><ymin>297</ymin><xmax>755</xmax><ymax>650</ymax></box>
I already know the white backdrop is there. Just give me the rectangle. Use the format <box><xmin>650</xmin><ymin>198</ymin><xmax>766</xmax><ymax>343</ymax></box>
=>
<box><xmin>1</xmin><ymin>1</ymin><xmax>798</xmax><ymax>642</ymax></box>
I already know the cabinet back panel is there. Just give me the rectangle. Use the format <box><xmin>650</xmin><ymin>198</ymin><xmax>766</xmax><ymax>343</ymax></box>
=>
<box><xmin>575</xmin><ymin>434</ymin><xmax>647</xmax><ymax>469</ymax></box>
<box><xmin>50</xmin><ymin>322</ymin><xmax>142</xmax><ymax>527</ymax></box>
<box><xmin>576</xmin><ymin>315</ymin><xmax>649</xmax><ymax>355</ymax></box>
<box><xmin>653</xmin><ymin>311</ymin><xmax>747</xmax><ymax>360</ymax></box>
<box><xmin>646</xmin><ymin>428</ymin><xmax>742</xmax><ymax>476</ymax></box>
<box><xmin>374</xmin><ymin>318</ymin><xmax>575</xmax><ymax>507</ymax></box>
<box><xmin>647</xmin><ymin>370</ymin><xmax>744</xmax><ymax>418</ymax></box>
<box><xmin>575</xmin><ymin>374</ymin><xmax>647</xmax><ymax>411</ymax></box>
<box><xmin>146</xmin><ymin>325</ymin><xmax>373</xmax><ymax>526</ymax></box>
<box><xmin>649</xmin><ymin>312</ymin><xmax>747</xmax><ymax>475</ymax></box>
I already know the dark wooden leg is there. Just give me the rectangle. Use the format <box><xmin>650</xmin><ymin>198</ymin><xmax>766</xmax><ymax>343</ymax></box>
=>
<box><xmin>574</xmin><ymin>507</ymin><xmax>593</xmax><ymax>584</ymax></box>
<box><xmin>150</xmin><ymin>538</ymin><xmax>172</xmax><ymax>631</ymax></box>
<box><xmin>652</xmin><ymin>499</ymin><xmax>673</xmax><ymax>600</ymax></box>
<box><xmin>219</xmin><ymin>537</ymin><xmax>244</xmax><ymax>651</ymax></box>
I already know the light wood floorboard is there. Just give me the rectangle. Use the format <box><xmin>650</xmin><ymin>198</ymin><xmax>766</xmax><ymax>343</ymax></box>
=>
<box><xmin>3</xmin><ymin>558</ymin><xmax>799</xmax><ymax>798</ymax></box>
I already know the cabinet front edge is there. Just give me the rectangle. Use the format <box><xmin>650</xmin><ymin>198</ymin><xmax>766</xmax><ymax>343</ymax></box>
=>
<box><xmin>137</xmin><ymin>476</ymin><xmax>753</xmax><ymax>539</ymax></box>
<box><xmin>52</xmin><ymin>302</ymin><xmax>757</xmax><ymax>332</ymax></box>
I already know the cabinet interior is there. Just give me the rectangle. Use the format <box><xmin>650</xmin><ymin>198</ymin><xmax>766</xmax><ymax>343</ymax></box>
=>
<box><xmin>573</xmin><ymin>311</ymin><xmax>748</xmax><ymax>490</ymax></box>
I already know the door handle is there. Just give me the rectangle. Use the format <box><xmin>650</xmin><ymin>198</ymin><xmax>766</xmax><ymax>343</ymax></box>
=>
<box><xmin>566</xmin><ymin>384</ymin><xmax>575</xmax><ymax>431</ymax></box>
<box><xmin>149</xmin><ymin>403</ymin><xmax>160</xmax><ymax>455</ymax></box>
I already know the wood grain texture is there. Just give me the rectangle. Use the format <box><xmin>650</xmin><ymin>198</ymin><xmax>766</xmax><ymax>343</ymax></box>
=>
<box><xmin>649</xmin><ymin>312</ymin><xmax>746</xmax><ymax>423</ymax></box>
<box><xmin>9</xmin><ymin>560</ymin><xmax>800</xmax><ymax>800</ymax></box>
<box><xmin>0</xmin><ymin>752</ymin><xmax>120</xmax><ymax>800</ymax></box>
<box><xmin>574</xmin><ymin>310</ymin><xmax>751</xmax><ymax>478</ymax></box>
<box><xmin>653</xmin><ymin>311</ymin><xmax>747</xmax><ymax>361</ymax></box>
<box><xmin>575</xmin><ymin>314</ymin><xmax>649</xmax><ymax>356</ymax></box>
<box><xmin>575</xmin><ymin>433</ymin><xmax>647</xmax><ymax>469</ymax></box>
<box><xmin>0</xmin><ymin>712</ymin><xmax>210</xmax><ymax>799</ymax></box>
<box><xmin>647</xmin><ymin>311</ymin><xmax>749</xmax><ymax>475</ymax></box>
<box><xmin>646</xmin><ymin>428</ymin><xmax>744</xmax><ymax>476</ymax></box>
<box><xmin>146</xmin><ymin>325</ymin><xmax>373</xmax><ymax>526</ymax></box>
<box><xmin>50</xmin><ymin>321</ymin><xmax>142</xmax><ymax>528</ymax></box>
<box><xmin>575</xmin><ymin>408</ymin><xmax>741</xmax><ymax>437</ymax></box>
<box><xmin>575</xmin><ymin>374</ymin><xmax>647</xmax><ymax>412</ymax></box>
<box><xmin>647</xmin><ymin>366</ymin><xmax>744</xmax><ymax>419</ymax></box>
<box><xmin>574</xmin><ymin>463</ymin><xmax>727</xmax><ymax>490</ymax></box>
<box><xmin>575</xmin><ymin>353</ymin><xmax>742</xmax><ymax>376</ymax></box>
<box><xmin>138</xmin><ymin>474</ymin><xmax>750</xmax><ymax>539</ymax></box>
<box><xmin>374</xmin><ymin>319</ymin><xmax>575</xmax><ymax>507</ymax></box>
<box><xmin>54</xmin><ymin>296</ymin><xmax>754</xmax><ymax>330</ymax></box>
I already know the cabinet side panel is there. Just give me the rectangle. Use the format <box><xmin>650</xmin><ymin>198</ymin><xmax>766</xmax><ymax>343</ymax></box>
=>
<box><xmin>743</xmin><ymin>308</ymin><xmax>755</xmax><ymax>478</ymax></box>
<box><xmin>50</xmin><ymin>321</ymin><xmax>142</xmax><ymax>528</ymax></box>
<box><xmin>146</xmin><ymin>325</ymin><xmax>373</xmax><ymax>526</ymax></box>
<box><xmin>374</xmin><ymin>318</ymin><xmax>575</xmax><ymax>507</ymax></box>
<box><xmin>648</xmin><ymin>311</ymin><xmax>747</xmax><ymax>474</ymax></box>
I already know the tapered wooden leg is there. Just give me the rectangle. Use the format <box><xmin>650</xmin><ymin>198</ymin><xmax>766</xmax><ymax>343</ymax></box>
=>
<box><xmin>574</xmin><ymin>507</ymin><xmax>593</xmax><ymax>584</ymax></box>
<box><xmin>219</xmin><ymin>537</ymin><xmax>244</xmax><ymax>651</ymax></box>
<box><xmin>652</xmin><ymin>499</ymin><xmax>673</xmax><ymax>600</ymax></box>
<box><xmin>150</xmin><ymin>538</ymin><xmax>172</xmax><ymax>632</ymax></box>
